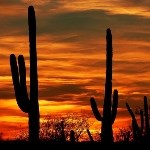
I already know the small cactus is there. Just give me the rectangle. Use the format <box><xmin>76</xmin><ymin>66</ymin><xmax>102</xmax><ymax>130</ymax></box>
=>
<box><xmin>70</xmin><ymin>130</ymin><xmax>75</xmax><ymax>143</ymax></box>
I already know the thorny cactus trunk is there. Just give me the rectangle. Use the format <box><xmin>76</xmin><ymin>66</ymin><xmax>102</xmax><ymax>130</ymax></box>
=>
<box><xmin>10</xmin><ymin>6</ymin><xmax>39</xmax><ymax>142</ymax></box>
<box><xmin>90</xmin><ymin>29</ymin><xmax>118</xmax><ymax>143</ymax></box>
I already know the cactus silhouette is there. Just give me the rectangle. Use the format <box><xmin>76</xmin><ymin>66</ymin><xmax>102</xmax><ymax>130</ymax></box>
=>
<box><xmin>90</xmin><ymin>29</ymin><xmax>118</xmax><ymax>143</ymax></box>
<box><xmin>70</xmin><ymin>130</ymin><xmax>75</xmax><ymax>143</ymax></box>
<box><xmin>126</xmin><ymin>96</ymin><xmax>150</xmax><ymax>142</ymax></box>
<box><xmin>10</xmin><ymin>6</ymin><xmax>39</xmax><ymax>142</ymax></box>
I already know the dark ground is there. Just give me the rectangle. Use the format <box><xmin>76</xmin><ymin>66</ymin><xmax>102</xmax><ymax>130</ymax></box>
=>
<box><xmin>0</xmin><ymin>141</ymin><xmax>149</xmax><ymax>149</ymax></box>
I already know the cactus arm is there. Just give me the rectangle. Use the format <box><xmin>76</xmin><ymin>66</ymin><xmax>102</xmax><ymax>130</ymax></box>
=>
<box><xmin>144</xmin><ymin>96</ymin><xmax>149</xmax><ymax>134</ymax></box>
<box><xmin>18</xmin><ymin>55</ymin><xmax>30</xmax><ymax>105</ymax></box>
<box><xmin>111</xmin><ymin>89</ymin><xmax>118</xmax><ymax>124</ymax></box>
<box><xmin>10</xmin><ymin>54</ymin><xmax>29</xmax><ymax>113</ymax></box>
<box><xmin>126</xmin><ymin>102</ymin><xmax>136</xmax><ymax>120</ymax></box>
<box><xmin>10</xmin><ymin>54</ymin><xmax>21</xmax><ymax>103</ymax></box>
<box><xmin>126</xmin><ymin>102</ymin><xmax>141</xmax><ymax>137</ymax></box>
<box><xmin>90</xmin><ymin>97</ymin><xmax>102</xmax><ymax>121</ymax></box>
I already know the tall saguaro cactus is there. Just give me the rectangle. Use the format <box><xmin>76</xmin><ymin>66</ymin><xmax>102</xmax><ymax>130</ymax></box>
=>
<box><xmin>10</xmin><ymin>6</ymin><xmax>39</xmax><ymax>142</ymax></box>
<box><xmin>90</xmin><ymin>29</ymin><xmax>118</xmax><ymax>143</ymax></box>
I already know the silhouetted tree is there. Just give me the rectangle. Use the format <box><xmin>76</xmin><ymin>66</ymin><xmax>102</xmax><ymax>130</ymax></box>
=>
<box><xmin>115</xmin><ymin>127</ymin><xmax>132</xmax><ymax>143</ymax></box>
<box><xmin>90</xmin><ymin>29</ymin><xmax>118</xmax><ymax>143</ymax></box>
<box><xmin>10</xmin><ymin>6</ymin><xmax>39</xmax><ymax>142</ymax></box>
<box><xmin>15</xmin><ymin>114</ymin><xmax>89</xmax><ymax>142</ymax></box>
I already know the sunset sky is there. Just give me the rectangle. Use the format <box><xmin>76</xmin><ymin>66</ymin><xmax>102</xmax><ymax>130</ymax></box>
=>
<box><xmin>0</xmin><ymin>0</ymin><xmax>150</xmax><ymax>140</ymax></box>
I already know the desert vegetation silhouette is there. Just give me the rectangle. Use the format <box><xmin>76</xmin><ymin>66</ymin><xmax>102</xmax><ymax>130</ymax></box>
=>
<box><xmin>15</xmin><ymin>114</ymin><xmax>90</xmax><ymax>142</ymax></box>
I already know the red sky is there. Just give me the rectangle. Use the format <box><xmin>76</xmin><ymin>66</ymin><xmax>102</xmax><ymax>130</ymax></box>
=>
<box><xmin>0</xmin><ymin>0</ymin><xmax>150</xmax><ymax>140</ymax></box>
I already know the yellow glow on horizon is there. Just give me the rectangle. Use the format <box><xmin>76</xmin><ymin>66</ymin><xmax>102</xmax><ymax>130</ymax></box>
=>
<box><xmin>0</xmin><ymin>98</ymin><xmax>131</xmax><ymax>140</ymax></box>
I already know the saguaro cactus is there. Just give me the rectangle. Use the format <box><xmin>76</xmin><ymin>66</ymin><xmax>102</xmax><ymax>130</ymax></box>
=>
<box><xmin>10</xmin><ymin>6</ymin><xmax>39</xmax><ymax>142</ymax></box>
<box><xmin>126</xmin><ymin>96</ymin><xmax>150</xmax><ymax>141</ymax></box>
<box><xmin>90</xmin><ymin>29</ymin><xmax>118</xmax><ymax>143</ymax></box>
